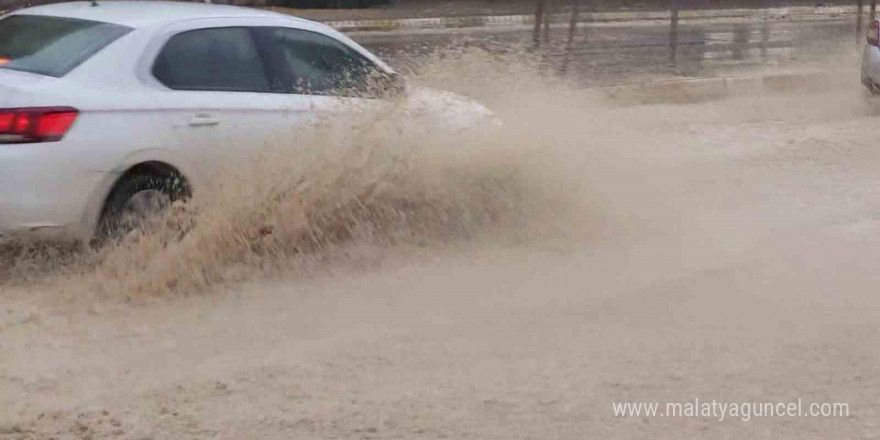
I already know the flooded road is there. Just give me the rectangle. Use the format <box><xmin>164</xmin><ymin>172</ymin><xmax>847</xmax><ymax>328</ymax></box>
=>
<box><xmin>2</xmin><ymin>20</ymin><xmax>879</xmax><ymax>440</ymax></box>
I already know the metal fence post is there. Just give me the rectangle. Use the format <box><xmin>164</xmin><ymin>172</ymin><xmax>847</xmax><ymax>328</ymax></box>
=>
<box><xmin>761</xmin><ymin>8</ymin><xmax>770</xmax><ymax>59</ymax></box>
<box><xmin>534</xmin><ymin>0</ymin><xmax>546</xmax><ymax>48</ymax></box>
<box><xmin>669</xmin><ymin>0</ymin><xmax>680</xmax><ymax>66</ymax></box>
<box><xmin>543</xmin><ymin>0</ymin><xmax>552</xmax><ymax>44</ymax></box>
<box><xmin>858</xmin><ymin>0</ymin><xmax>865</xmax><ymax>43</ymax></box>
<box><xmin>561</xmin><ymin>0</ymin><xmax>582</xmax><ymax>75</ymax></box>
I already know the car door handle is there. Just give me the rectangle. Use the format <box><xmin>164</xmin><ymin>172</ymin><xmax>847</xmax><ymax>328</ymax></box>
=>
<box><xmin>188</xmin><ymin>114</ymin><xmax>219</xmax><ymax>127</ymax></box>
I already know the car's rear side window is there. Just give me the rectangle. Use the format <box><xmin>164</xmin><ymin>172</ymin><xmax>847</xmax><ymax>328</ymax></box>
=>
<box><xmin>0</xmin><ymin>15</ymin><xmax>131</xmax><ymax>77</ymax></box>
<box><xmin>153</xmin><ymin>27</ymin><xmax>269</xmax><ymax>93</ymax></box>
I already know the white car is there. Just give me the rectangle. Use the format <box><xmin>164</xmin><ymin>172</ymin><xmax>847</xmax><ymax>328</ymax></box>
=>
<box><xmin>0</xmin><ymin>1</ymin><xmax>493</xmax><ymax>242</ymax></box>
<box><xmin>864</xmin><ymin>19</ymin><xmax>880</xmax><ymax>93</ymax></box>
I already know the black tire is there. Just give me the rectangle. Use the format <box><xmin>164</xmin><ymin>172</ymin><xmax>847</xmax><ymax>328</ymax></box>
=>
<box><xmin>95</xmin><ymin>173</ymin><xmax>190</xmax><ymax>244</ymax></box>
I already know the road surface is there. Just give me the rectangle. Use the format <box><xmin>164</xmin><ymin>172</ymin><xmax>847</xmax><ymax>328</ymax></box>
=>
<box><xmin>1</xmin><ymin>21</ymin><xmax>878</xmax><ymax>440</ymax></box>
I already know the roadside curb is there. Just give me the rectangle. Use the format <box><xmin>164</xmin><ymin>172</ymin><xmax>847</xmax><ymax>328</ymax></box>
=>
<box><xmin>322</xmin><ymin>6</ymin><xmax>859</xmax><ymax>33</ymax></box>
<box><xmin>588</xmin><ymin>70</ymin><xmax>847</xmax><ymax>104</ymax></box>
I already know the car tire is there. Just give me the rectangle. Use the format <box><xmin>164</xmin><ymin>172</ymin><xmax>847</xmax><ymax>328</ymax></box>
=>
<box><xmin>95</xmin><ymin>173</ymin><xmax>190</xmax><ymax>244</ymax></box>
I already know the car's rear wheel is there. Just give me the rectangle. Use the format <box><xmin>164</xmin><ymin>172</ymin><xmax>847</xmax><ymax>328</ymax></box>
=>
<box><xmin>95</xmin><ymin>171</ymin><xmax>190</xmax><ymax>244</ymax></box>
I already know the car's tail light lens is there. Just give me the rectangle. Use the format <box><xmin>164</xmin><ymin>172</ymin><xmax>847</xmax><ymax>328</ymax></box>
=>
<box><xmin>869</xmin><ymin>20</ymin><xmax>880</xmax><ymax>47</ymax></box>
<box><xmin>0</xmin><ymin>107</ymin><xmax>78</xmax><ymax>143</ymax></box>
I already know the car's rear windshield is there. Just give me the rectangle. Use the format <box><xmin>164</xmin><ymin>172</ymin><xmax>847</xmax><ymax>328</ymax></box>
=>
<box><xmin>0</xmin><ymin>15</ymin><xmax>132</xmax><ymax>77</ymax></box>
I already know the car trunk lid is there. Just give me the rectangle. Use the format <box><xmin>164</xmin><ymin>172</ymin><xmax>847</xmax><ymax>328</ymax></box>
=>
<box><xmin>0</xmin><ymin>69</ymin><xmax>52</xmax><ymax>106</ymax></box>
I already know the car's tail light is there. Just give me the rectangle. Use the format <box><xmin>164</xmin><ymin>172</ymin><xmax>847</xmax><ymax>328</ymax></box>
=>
<box><xmin>0</xmin><ymin>107</ymin><xmax>78</xmax><ymax>143</ymax></box>
<box><xmin>869</xmin><ymin>20</ymin><xmax>880</xmax><ymax>47</ymax></box>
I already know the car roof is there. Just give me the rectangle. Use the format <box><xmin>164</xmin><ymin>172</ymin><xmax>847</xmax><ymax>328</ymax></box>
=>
<box><xmin>12</xmin><ymin>1</ymin><xmax>305</xmax><ymax>28</ymax></box>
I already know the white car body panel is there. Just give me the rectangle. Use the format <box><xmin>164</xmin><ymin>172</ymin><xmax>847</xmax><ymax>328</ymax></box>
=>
<box><xmin>862</xmin><ymin>44</ymin><xmax>880</xmax><ymax>92</ymax></box>
<box><xmin>0</xmin><ymin>1</ymin><xmax>495</xmax><ymax>241</ymax></box>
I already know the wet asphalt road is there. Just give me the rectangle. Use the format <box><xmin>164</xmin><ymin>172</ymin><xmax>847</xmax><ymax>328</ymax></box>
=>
<box><xmin>355</xmin><ymin>17</ymin><xmax>858</xmax><ymax>86</ymax></box>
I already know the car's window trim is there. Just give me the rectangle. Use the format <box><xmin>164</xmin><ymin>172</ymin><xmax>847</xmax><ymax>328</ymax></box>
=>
<box><xmin>149</xmin><ymin>25</ymin><xmax>386</xmax><ymax>97</ymax></box>
<box><xmin>151</xmin><ymin>26</ymin><xmax>272</xmax><ymax>94</ymax></box>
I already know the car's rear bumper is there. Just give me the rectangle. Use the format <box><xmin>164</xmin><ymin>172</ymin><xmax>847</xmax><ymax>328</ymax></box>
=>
<box><xmin>0</xmin><ymin>144</ymin><xmax>109</xmax><ymax>241</ymax></box>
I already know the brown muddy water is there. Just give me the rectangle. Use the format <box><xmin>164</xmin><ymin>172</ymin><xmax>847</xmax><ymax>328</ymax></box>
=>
<box><xmin>2</xmin><ymin>46</ymin><xmax>880</xmax><ymax>439</ymax></box>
